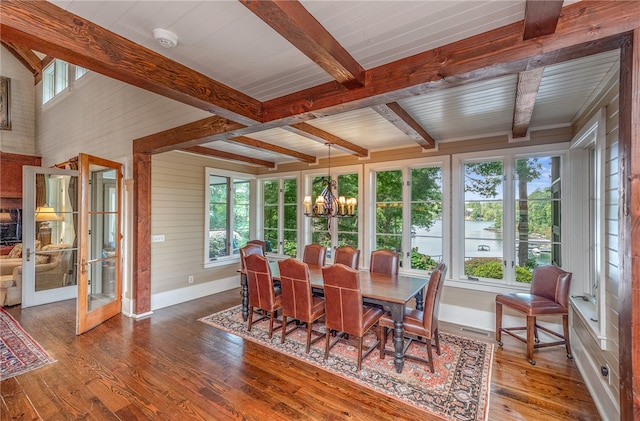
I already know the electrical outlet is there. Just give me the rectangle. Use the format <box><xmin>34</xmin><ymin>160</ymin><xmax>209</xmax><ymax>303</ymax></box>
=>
<box><xmin>188</xmin><ymin>275</ymin><xmax>194</xmax><ymax>284</ymax></box>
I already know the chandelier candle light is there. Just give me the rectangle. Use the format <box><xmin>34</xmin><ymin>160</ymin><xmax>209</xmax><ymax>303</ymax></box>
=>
<box><xmin>303</xmin><ymin>144</ymin><xmax>357</xmax><ymax>223</ymax></box>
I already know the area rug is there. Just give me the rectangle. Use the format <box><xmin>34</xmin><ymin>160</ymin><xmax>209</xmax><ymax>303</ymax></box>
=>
<box><xmin>200</xmin><ymin>305</ymin><xmax>493</xmax><ymax>421</ymax></box>
<box><xmin>1</xmin><ymin>308</ymin><xmax>55</xmax><ymax>380</ymax></box>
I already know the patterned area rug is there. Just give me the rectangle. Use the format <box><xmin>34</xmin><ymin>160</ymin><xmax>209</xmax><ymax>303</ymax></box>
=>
<box><xmin>200</xmin><ymin>305</ymin><xmax>493</xmax><ymax>421</ymax></box>
<box><xmin>1</xmin><ymin>308</ymin><xmax>55</xmax><ymax>380</ymax></box>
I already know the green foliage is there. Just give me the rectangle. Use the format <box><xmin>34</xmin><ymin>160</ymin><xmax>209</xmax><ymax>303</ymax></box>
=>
<box><xmin>515</xmin><ymin>266</ymin><xmax>533</xmax><ymax>283</ymax></box>
<box><xmin>471</xmin><ymin>260</ymin><xmax>503</xmax><ymax>279</ymax></box>
<box><xmin>410</xmin><ymin>248</ymin><xmax>438</xmax><ymax>270</ymax></box>
<box><xmin>463</xmin><ymin>257</ymin><xmax>533</xmax><ymax>283</ymax></box>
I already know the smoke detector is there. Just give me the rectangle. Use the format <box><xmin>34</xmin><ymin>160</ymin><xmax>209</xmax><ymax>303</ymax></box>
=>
<box><xmin>153</xmin><ymin>28</ymin><xmax>178</xmax><ymax>49</ymax></box>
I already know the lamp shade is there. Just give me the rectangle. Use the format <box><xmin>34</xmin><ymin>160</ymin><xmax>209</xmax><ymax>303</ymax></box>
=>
<box><xmin>35</xmin><ymin>206</ymin><xmax>62</xmax><ymax>222</ymax></box>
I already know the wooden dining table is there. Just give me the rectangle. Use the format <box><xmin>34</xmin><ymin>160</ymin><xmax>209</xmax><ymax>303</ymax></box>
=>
<box><xmin>239</xmin><ymin>260</ymin><xmax>430</xmax><ymax>374</ymax></box>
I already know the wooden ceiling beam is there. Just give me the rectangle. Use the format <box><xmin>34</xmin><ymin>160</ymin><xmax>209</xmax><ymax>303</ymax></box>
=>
<box><xmin>0</xmin><ymin>0</ymin><xmax>262</xmax><ymax>125</ymax></box>
<box><xmin>182</xmin><ymin>146</ymin><xmax>275</xmax><ymax>168</ymax></box>
<box><xmin>226</xmin><ymin>136</ymin><xmax>317</xmax><ymax>164</ymax></box>
<box><xmin>240</xmin><ymin>0</ymin><xmax>365</xmax><ymax>89</ymax></box>
<box><xmin>372</xmin><ymin>102</ymin><xmax>435</xmax><ymax>149</ymax></box>
<box><xmin>522</xmin><ymin>0</ymin><xmax>564</xmax><ymax>40</ymax></box>
<box><xmin>262</xmin><ymin>1</ymin><xmax>638</xmax><ymax>122</ymax></box>
<box><xmin>285</xmin><ymin>122</ymin><xmax>368</xmax><ymax>157</ymax></box>
<box><xmin>1</xmin><ymin>40</ymin><xmax>42</xmax><ymax>83</ymax></box>
<box><xmin>511</xmin><ymin>0</ymin><xmax>564</xmax><ymax>138</ymax></box>
<box><xmin>512</xmin><ymin>68</ymin><xmax>545</xmax><ymax>138</ymax></box>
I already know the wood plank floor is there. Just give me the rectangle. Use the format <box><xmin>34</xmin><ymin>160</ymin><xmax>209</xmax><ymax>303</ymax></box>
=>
<box><xmin>1</xmin><ymin>288</ymin><xmax>600</xmax><ymax>420</ymax></box>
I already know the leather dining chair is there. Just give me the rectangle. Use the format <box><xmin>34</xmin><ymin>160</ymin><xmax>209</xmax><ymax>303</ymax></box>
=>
<box><xmin>495</xmin><ymin>265</ymin><xmax>573</xmax><ymax>365</ymax></box>
<box><xmin>302</xmin><ymin>243</ymin><xmax>327</xmax><ymax>267</ymax></box>
<box><xmin>369</xmin><ymin>249</ymin><xmax>399</xmax><ymax>276</ymax></box>
<box><xmin>378</xmin><ymin>262</ymin><xmax>447</xmax><ymax>373</ymax></box>
<box><xmin>334</xmin><ymin>246</ymin><xmax>360</xmax><ymax>269</ymax></box>
<box><xmin>239</xmin><ymin>243</ymin><xmax>263</xmax><ymax>271</ymax></box>
<box><xmin>322</xmin><ymin>264</ymin><xmax>383</xmax><ymax>371</ymax></box>
<box><xmin>278</xmin><ymin>258</ymin><xmax>325</xmax><ymax>352</ymax></box>
<box><xmin>247</xmin><ymin>239</ymin><xmax>267</xmax><ymax>254</ymax></box>
<box><xmin>244</xmin><ymin>253</ymin><xmax>283</xmax><ymax>339</ymax></box>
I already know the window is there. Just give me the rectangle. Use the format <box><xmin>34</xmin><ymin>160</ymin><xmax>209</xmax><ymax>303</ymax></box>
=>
<box><xmin>453</xmin><ymin>147</ymin><xmax>564</xmax><ymax>285</ymax></box>
<box><xmin>75</xmin><ymin>66</ymin><xmax>88</xmax><ymax>80</ymax></box>
<box><xmin>369</xmin><ymin>159</ymin><xmax>446</xmax><ymax>273</ymax></box>
<box><xmin>262</xmin><ymin>177</ymin><xmax>297</xmax><ymax>256</ymax></box>
<box><xmin>43</xmin><ymin>59</ymin><xmax>68</xmax><ymax>104</ymax></box>
<box><xmin>205</xmin><ymin>170</ymin><xmax>251</xmax><ymax>264</ymax></box>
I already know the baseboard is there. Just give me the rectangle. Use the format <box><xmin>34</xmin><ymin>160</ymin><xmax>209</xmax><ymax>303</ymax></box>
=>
<box><xmin>150</xmin><ymin>276</ymin><xmax>239</xmax><ymax>311</ymax></box>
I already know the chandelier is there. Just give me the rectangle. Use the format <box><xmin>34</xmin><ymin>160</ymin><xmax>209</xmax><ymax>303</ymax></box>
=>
<box><xmin>303</xmin><ymin>144</ymin><xmax>357</xmax><ymax>220</ymax></box>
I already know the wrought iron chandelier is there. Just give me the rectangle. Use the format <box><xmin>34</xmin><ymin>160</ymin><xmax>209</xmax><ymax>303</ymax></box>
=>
<box><xmin>303</xmin><ymin>144</ymin><xmax>357</xmax><ymax>220</ymax></box>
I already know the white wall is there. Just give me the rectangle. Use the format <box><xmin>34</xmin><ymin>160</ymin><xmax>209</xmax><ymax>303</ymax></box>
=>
<box><xmin>0</xmin><ymin>46</ymin><xmax>36</xmax><ymax>155</ymax></box>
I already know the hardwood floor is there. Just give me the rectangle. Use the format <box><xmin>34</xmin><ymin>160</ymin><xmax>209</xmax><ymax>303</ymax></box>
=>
<box><xmin>1</xmin><ymin>289</ymin><xmax>600</xmax><ymax>420</ymax></box>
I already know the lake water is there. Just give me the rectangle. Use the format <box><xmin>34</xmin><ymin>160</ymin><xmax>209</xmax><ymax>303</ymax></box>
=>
<box><xmin>411</xmin><ymin>219</ymin><xmax>552</xmax><ymax>265</ymax></box>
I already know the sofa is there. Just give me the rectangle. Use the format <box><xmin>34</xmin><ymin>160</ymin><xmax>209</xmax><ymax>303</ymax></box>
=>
<box><xmin>0</xmin><ymin>243</ymin><xmax>73</xmax><ymax>306</ymax></box>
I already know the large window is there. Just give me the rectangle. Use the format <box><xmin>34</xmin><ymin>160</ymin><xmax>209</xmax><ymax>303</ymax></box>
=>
<box><xmin>454</xmin><ymin>149</ymin><xmax>564</xmax><ymax>285</ymax></box>
<box><xmin>43</xmin><ymin>59</ymin><xmax>68</xmax><ymax>104</ymax></box>
<box><xmin>206</xmin><ymin>171</ymin><xmax>251</xmax><ymax>263</ymax></box>
<box><xmin>262</xmin><ymin>177</ymin><xmax>297</xmax><ymax>256</ymax></box>
<box><xmin>370</xmin><ymin>160</ymin><xmax>446</xmax><ymax>273</ymax></box>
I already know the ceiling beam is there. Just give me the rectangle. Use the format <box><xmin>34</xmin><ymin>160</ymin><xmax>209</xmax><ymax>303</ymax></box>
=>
<box><xmin>0</xmin><ymin>0</ymin><xmax>262</xmax><ymax>125</ymax></box>
<box><xmin>372</xmin><ymin>102</ymin><xmax>436</xmax><ymax>149</ymax></box>
<box><xmin>511</xmin><ymin>0</ymin><xmax>564</xmax><ymax>138</ymax></box>
<box><xmin>512</xmin><ymin>68</ymin><xmax>545</xmax><ymax>138</ymax></box>
<box><xmin>226</xmin><ymin>136</ymin><xmax>317</xmax><ymax>164</ymax></box>
<box><xmin>240</xmin><ymin>0</ymin><xmax>365</xmax><ymax>89</ymax></box>
<box><xmin>262</xmin><ymin>1</ymin><xmax>637</xmax><ymax>122</ymax></box>
<box><xmin>182</xmin><ymin>146</ymin><xmax>275</xmax><ymax>168</ymax></box>
<box><xmin>1</xmin><ymin>40</ymin><xmax>42</xmax><ymax>83</ymax></box>
<box><xmin>522</xmin><ymin>0</ymin><xmax>564</xmax><ymax>40</ymax></box>
<box><xmin>285</xmin><ymin>122</ymin><xmax>368</xmax><ymax>157</ymax></box>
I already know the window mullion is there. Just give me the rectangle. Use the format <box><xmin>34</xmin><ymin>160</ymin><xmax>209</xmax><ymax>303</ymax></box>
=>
<box><xmin>503</xmin><ymin>160</ymin><xmax>516</xmax><ymax>284</ymax></box>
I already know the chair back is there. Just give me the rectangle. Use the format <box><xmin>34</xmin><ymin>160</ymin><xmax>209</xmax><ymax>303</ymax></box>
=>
<box><xmin>369</xmin><ymin>249</ymin><xmax>399</xmax><ymax>276</ymax></box>
<box><xmin>334</xmin><ymin>246</ymin><xmax>360</xmax><ymax>269</ymax></box>
<box><xmin>530</xmin><ymin>265</ymin><xmax>572</xmax><ymax>311</ymax></box>
<box><xmin>247</xmin><ymin>239</ymin><xmax>267</xmax><ymax>254</ymax></box>
<box><xmin>240</xmin><ymin>243</ymin><xmax>263</xmax><ymax>271</ymax></box>
<box><xmin>322</xmin><ymin>264</ymin><xmax>363</xmax><ymax>336</ymax></box>
<box><xmin>278</xmin><ymin>258</ymin><xmax>314</xmax><ymax>320</ymax></box>
<box><xmin>244</xmin><ymin>253</ymin><xmax>276</xmax><ymax>310</ymax></box>
<box><xmin>422</xmin><ymin>262</ymin><xmax>448</xmax><ymax>332</ymax></box>
<box><xmin>303</xmin><ymin>243</ymin><xmax>327</xmax><ymax>266</ymax></box>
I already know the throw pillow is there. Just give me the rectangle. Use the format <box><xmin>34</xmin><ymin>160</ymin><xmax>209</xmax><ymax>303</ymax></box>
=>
<box><xmin>7</xmin><ymin>243</ymin><xmax>22</xmax><ymax>259</ymax></box>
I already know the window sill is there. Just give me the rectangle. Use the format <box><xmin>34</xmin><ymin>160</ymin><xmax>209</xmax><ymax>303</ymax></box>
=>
<box><xmin>444</xmin><ymin>278</ymin><xmax>530</xmax><ymax>294</ymax></box>
<box><xmin>570</xmin><ymin>296</ymin><xmax>607</xmax><ymax>350</ymax></box>
<box><xmin>203</xmin><ymin>256</ymin><xmax>240</xmax><ymax>269</ymax></box>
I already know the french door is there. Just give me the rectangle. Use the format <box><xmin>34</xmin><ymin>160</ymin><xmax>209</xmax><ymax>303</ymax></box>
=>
<box><xmin>22</xmin><ymin>166</ymin><xmax>78</xmax><ymax>307</ymax></box>
<box><xmin>77</xmin><ymin>154</ymin><xmax>123</xmax><ymax>334</ymax></box>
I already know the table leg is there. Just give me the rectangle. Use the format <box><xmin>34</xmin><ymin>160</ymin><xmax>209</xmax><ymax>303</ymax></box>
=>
<box><xmin>414</xmin><ymin>288</ymin><xmax>424</xmax><ymax>311</ymax></box>
<box><xmin>241</xmin><ymin>273</ymin><xmax>249</xmax><ymax>322</ymax></box>
<box><xmin>389</xmin><ymin>303</ymin><xmax>406</xmax><ymax>374</ymax></box>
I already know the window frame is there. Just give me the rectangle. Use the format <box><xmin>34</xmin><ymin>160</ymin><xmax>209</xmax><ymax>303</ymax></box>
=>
<box><xmin>42</xmin><ymin>59</ymin><xmax>90</xmax><ymax>106</ymax></box>
<box><xmin>203</xmin><ymin>168</ymin><xmax>254</xmax><ymax>268</ymax></box>
<box><xmin>451</xmin><ymin>143</ymin><xmax>569</xmax><ymax>292</ymax></box>
<box><xmin>364</xmin><ymin>156</ymin><xmax>449</xmax><ymax>274</ymax></box>
<box><xmin>258</xmin><ymin>172</ymin><xmax>300</xmax><ymax>257</ymax></box>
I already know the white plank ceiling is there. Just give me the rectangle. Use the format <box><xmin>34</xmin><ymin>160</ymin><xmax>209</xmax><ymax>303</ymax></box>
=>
<box><xmin>48</xmin><ymin>0</ymin><xmax>619</xmax><ymax>165</ymax></box>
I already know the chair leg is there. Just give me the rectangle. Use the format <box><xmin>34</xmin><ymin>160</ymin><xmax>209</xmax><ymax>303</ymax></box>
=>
<box><xmin>425</xmin><ymin>335</ymin><xmax>435</xmax><ymax>373</ymax></box>
<box><xmin>433</xmin><ymin>328</ymin><xmax>441</xmax><ymax>355</ymax></box>
<box><xmin>281</xmin><ymin>316</ymin><xmax>288</xmax><ymax>344</ymax></box>
<box><xmin>324</xmin><ymin>330</ymin><xmax>331</xmax><ymax>360</ymax></box>
<box><xmin>357</xmin><ymin>336</ymin><xmax>363</xmax><ymax>371</ymax></box>
<box><xmin>378</xmin><ymin>325</ymin><xmax>387</xmax><ymax>359</ymax></box>
<box><xmin>526</xmin><ymin>315</ymin><xmax>535</xmax><ymax>365</ymax></box>
<box><xmin>306</xmin><ymin>323</ymin><xmax>312</xmax><ymax>353</ymax></box>
<box><xmin>495</xmin><ymin>302</ymin><xmax>503</xmax><ymax>344</ymax></box>
<box><xmin>268</xmin><ymin>312</ymin><xmax>275</xmax><ymax>339</ymax></box>
<box><xmin>563</xmin><ymin>314</ymin><xmax>573</xmax><ymax>359</ymax></box>
<box><xmin>247</xmin><ymin>306</ymin><xmax>254</xmax><ymax>331</ymax></box>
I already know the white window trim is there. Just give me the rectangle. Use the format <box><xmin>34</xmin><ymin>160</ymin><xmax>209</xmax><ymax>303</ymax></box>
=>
<box><xmin>203</xmin><ymin>168</ymin><xmax>255</xmax><ymax>269</ymax></box>
<box><xmin>569</xmin><ymin>109</ymin><xmax>608</xmax><ymax>350</ymax></box>
<box><xmin>257</xmin><ymin>171</ymin><xmax>300</xmax><ymax>258</ymax></box>
<box><xmin>364</xmin><ymin>156</ymin><xmax>449</xmax><ymax>274</ymax></box>
<box><xmin>450</xmin><ymin>143</ymin><xmax>569</xmax><ymax>291</ymax></box>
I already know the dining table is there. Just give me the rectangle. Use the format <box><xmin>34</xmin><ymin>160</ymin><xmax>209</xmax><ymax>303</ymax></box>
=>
<box><xmin>239</xmin><ymin>260</ymin><xmax>430</xmax><ymax>374</ymax></box>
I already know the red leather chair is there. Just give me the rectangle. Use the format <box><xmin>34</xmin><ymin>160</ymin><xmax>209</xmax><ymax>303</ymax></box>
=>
<box><xmin>278</xmin><ymin>258</ymin><xmax>325</xmax><ymax>352</ymax></box>
<box><xmin>369</xmin><ymin>249</ymin><xmax>399</xmax><ymax>276</ymax></box>
<box><xmin>495</xmin><ymin>265</ymin><xmax>573</xmax><ymax>365</ymax></box>
<box><xmin>239</xmin><ymin>243</ymin><xmax>263</xmax><ymax>271</ymax></box>
<box><xmin>334</xmin><ymin>246</ymin><xmax>360</xmax><ymax>269</ymax></box>
<box><xmin>378</xmin><ymin>263</ymin><xmax>447</xmax><ymax>373</ymax></box>
<box><xmin>322</xmin><ymin>264</ymin><xmax>382</xmax><ymax>371</ymax></box>
<box><xmin>244</xmin><ymin>253</ymin><xmax>282</xmax><ymax>339</ymax></box>
<box><xmin>302</xmin><ymin>243</ymin><xmax>327</xmax><ymax>267</ymax></box>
